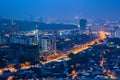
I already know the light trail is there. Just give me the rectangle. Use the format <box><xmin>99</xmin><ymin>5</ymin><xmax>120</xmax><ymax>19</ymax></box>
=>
<box><xmin>0</xmin><ymin>31</ymin><xmax>108</xmax><ymax>77</ymax></box>
<box><xmin>42</xmin><ymin>31</ymin><xmax>108</xmax><ymax>64</ymax></box>
<box><xmin>100</xmin><ymin>59</ymin><xmax>117</xmax><ymax>78</ymax></box>
<box><xmin>72</xmin><ymin>31</ymin><xmax>107</xmax><ymax>54</ymax></box>
<box><xmin>41</xmin><ymin>55</ymin><xmax>67</xmax><ymax>64</ymax></box>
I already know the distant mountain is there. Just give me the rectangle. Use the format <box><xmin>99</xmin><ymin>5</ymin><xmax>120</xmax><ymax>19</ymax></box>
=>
<box><xmin>0</xmin><ymin>19</ymin><xmax>78</xmax><ymax>33</ymax></box>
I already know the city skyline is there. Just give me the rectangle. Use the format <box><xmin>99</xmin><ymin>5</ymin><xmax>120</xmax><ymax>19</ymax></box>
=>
<box><xmin>1</xmin><ymin>0</ymin><xmax>120</xmax><ymax>79</ymax></box>
<box><xmin>0</xmin><ymin>0</ymin><xmax>120</xmax><ymax>20</ymax></box>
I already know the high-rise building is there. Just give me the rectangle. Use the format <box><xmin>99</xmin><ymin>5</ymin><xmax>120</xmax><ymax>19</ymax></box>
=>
<box><xmin>0</xmin><ymin>27</ymin><xmax>5</xmax><ymax>44</ymax></box>
<box><xmin>110</xmin><ymin>27</ymin><xmax>120</xmax><ymax>38</ymax></box>
<box><xmin>115</xmin><ymin>29</ymin><xmax>120</xmax><ymax>38</ymax></box>
<box><xmin>27</xmin><ymin>35</ymin><xmax>37</xmax><ymax>45</ymax></box>
<box><xmin>0</xmin><ymin>27</ymin><xmax>2</xmax><ymax>44</ymax></box>
<box><xmin>40</xmin><ymin>35</ymin><xmax>56</xmax><ymax>55</ymax></box>
<box><xmin>10</xmin><ymin>25</ymin><xmax>39</xmax><ymax>45</ymax></box>
<box><xmin>0</xmin><ymin>35</ymin><xmax>2</xmax><ymax>44</ymax></box>
<box><xmin>35</xmin><ymin>25</ymin><xmax>39</xmax><ymax>45</ymax></box>
<box><xmin>79</xmin><ymin>19</ymin><xmax>87</xmax><ymax>30</ymax></box>
<box><xmin>110</xmin><ymin>29</ymin><xmax>115</xmax><ymax>38</ymax></box>
<box><xmin>10</xmin><ymin>34</ymin><xmax>39</xmax><ymax>45</ymax></box>
<box><xmin>10</xmin><ymin>35</ymin><xmax>23</xmax><ymax>44</ymax></box>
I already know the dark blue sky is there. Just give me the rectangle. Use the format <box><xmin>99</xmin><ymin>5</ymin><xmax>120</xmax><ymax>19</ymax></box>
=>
<box><xmin>0</xmin><ymin>0</ymin><xmax>120</xmax><ymax>20</ymax></box>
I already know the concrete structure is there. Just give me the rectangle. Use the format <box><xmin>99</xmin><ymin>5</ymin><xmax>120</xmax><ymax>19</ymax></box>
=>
<box><xmin>40</xmin><ymin>35</ymin><xmax>56</xmax><ymax>55</ymax></box>
<box><xmin>115</xmin><ymin>29</ymin><xmax>120</xmax><ymax>38</ymax></box>
<box><xmin>10</xmin><ymin>28</ymin><xmax>39</xmax><ymax>45</ymax></box>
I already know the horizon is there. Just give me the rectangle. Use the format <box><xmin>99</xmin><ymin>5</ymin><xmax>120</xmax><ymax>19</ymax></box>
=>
<box><xmin>0</xmin><ymin>0</ymin><xmax>120</xmax><ymax>20</ymax></box>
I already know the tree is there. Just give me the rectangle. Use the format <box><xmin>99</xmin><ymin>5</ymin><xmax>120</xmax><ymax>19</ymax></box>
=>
<box><xmin>0</xmin><ymin>51</ymin><xmax>7</xmax><ymax>68</ymax></box>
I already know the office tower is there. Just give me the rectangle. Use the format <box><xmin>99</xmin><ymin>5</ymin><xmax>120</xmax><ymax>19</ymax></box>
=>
<box><xmin>40</xmin><ymin>35</ymin><xmax>56</xmax><ymax>55</ymax></box>
<box><xmin>80</xmin><ymin>19</ymin><xmax>87</xmax><ymax>30</ymax></box>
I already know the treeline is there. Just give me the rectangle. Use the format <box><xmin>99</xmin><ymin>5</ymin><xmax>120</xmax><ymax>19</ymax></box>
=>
<box><xmin>0</xmin><ymin>19</ymin><xmax>78</xmax><ymax>32</ymax></box>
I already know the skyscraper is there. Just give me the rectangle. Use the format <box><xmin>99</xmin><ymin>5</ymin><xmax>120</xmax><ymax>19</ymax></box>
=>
<box><xmin>79</xmin><ymin>19</ymin><xmax>87</xmax><ymax>30</ymax></box>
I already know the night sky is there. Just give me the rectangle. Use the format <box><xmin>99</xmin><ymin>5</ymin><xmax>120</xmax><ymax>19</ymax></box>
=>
<box><xmin>0</xmin><ymin>0</ymin><xmax>120</xmax><ymax>20</ymax></box>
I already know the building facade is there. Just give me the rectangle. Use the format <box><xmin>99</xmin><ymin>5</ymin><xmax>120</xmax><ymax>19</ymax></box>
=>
<box><xmin>40</xmin><ymin>35</ymin><xmax>56</xmax><ymax>55</ymax></box>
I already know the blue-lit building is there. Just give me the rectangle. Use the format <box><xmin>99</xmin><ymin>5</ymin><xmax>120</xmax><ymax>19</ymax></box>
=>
<box><xmin>80</xmin><ymin>19</ymin><xmax>87</xmax><ymax>30</ymax></box>
<box><xmin>10</xmin><ymin>28</ymin><xmax>39</xmax><ymax>45</ymax></box>
<box><xmin>10</xmin><ymin>34</ymin><xmax>39</xmax><ymax>45</ymax></box>
<box><xmin>115</xmin><ymin>29</ymin><xmax>120</xmax><ymax>38</ymax></box>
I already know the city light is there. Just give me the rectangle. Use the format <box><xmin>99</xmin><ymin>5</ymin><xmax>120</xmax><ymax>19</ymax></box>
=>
<box><xmin>0</xmin><ymin>1</ymin><xmax>120</xmax><ymax>79</ymax></box>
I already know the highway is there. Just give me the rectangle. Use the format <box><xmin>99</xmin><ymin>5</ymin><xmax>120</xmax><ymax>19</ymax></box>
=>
<box><xmin>42</xmin><ymin>31</ymin><xmax>107</xmax><ymax>64</ymax></box>
<box><xmin>0</xmin><ymin>31</ymin><xmax>108</xmax><ymax>76</ymax></box>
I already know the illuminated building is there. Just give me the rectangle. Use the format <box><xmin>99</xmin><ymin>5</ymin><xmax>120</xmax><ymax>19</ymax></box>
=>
<box><xmin>59</xmin><ymin>30</ymin><xmax>72</xmax><ymax>38</ymax></box>
<box><xmin>110</xmin><ymin>27</ymin><xmax>120</xmax><ymax>38</ymax></box>
<box><xmin>115</xmin><ymin>29</ymin><xmax>120</xmax><ymax>38</ymax></box>
<box><xmin>27</xmin><ymin>35</ymin><xmax>38</xmax><ymax>45</ymax></box>
<box><xmin>10</xmin><ymin>34</ymin><xmax>39</xmax><ymax>45</ymax></box>
<box><xmin>10</xmin><ymin>35</ymin><xmax>24</xmax><ymax>44</ymax></box>
<box><xmin>40</xmin><ymin>35</ymin><xmax>56</xmax><ymax>55</ymax></box>
<box><xmin>10</xmin><ymin>25</ymin><xmax>39</xmax><ymax>45</ymax></box>
<box><xmin>110</xmin><ymin>30</ymin><xmax>115</xmax><ymax>38</ymax></box>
